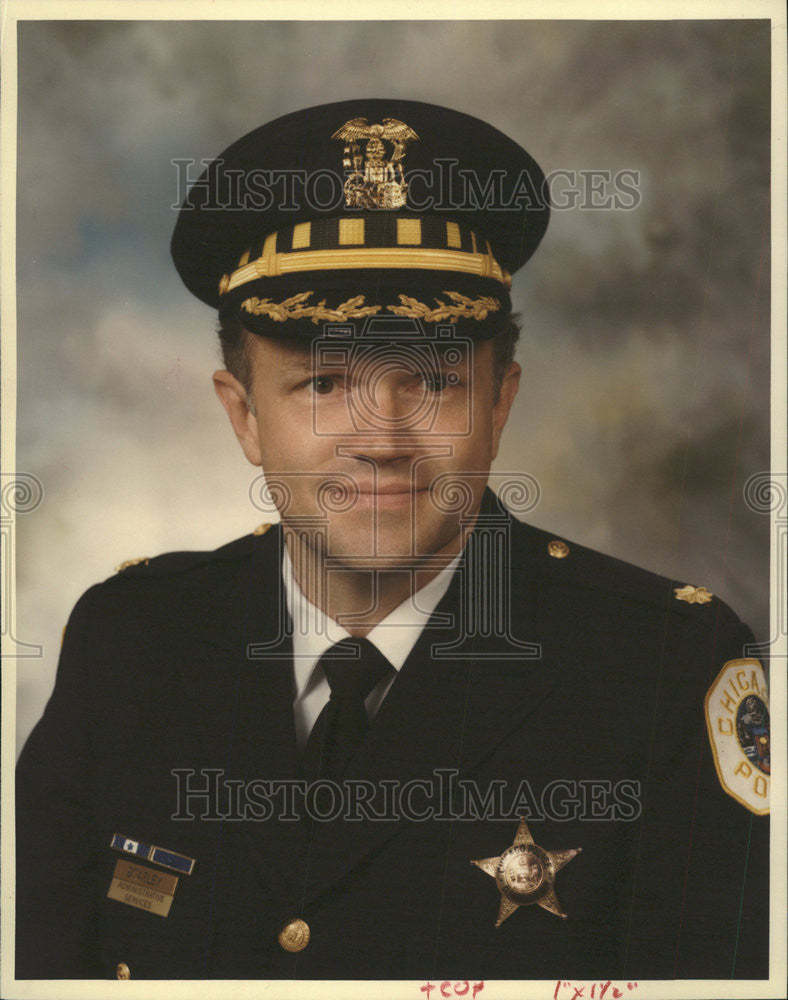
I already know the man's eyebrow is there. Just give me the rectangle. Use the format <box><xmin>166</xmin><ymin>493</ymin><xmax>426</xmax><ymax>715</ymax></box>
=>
<box><xmin>277</xmin><ymin>358</ymin><xmax>321</xmax><ymax>374</ymax></box>
<box><xmin>275</xmin><ymin>347</ymin><xmax>468</xmax><ymax>376</ymax></box>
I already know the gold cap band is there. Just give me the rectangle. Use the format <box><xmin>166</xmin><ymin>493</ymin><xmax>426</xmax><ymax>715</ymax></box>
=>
<box><xmin>218</xmin><ymin>217</ymin><xmax>512</xmax><ymax>296</ymax></box>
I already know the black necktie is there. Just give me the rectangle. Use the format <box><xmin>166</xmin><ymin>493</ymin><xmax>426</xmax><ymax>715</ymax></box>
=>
<box><xmin>302</xmin><ymin>638</ymin><xmax>392</xmax><ymax>781</ymax></box>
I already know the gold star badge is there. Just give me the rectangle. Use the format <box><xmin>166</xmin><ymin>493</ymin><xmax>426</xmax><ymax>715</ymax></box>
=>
<box><xmin>471</xmin><ymin>819</ymin><xmax>581</xmax><ymax>926</ymax></box>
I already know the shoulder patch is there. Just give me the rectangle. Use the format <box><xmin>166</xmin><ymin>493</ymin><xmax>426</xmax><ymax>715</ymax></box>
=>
<box><xmin>705</xmin><ymin>658</ymin><xmax>770</xmax><ymax>815</ymax></box>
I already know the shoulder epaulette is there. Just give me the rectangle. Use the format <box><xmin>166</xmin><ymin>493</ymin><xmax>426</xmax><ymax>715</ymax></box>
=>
<box><xmin>113</xmin><ymin>550</ymin><xmax>210</xmax><ymax>579</ymax></box>
<box><xmin>512</xmin><ymin>519</ymin><xmax>739</xmax><ymax>625</ymax></box>
<box><xmin>111</xmin><ymin>524</ymin><xmax>280</xmax><ymax>581</ymax></box>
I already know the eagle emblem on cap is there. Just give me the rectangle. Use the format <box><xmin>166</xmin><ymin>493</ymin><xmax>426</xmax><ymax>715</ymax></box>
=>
<box><xmin>332</xmin><ymin>117</ymin><xmax>419</xmax><ymax>210</ymax></box>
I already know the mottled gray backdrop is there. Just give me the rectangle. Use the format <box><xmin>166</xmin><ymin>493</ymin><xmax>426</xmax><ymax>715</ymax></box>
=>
<box><xmin>14</xmin><ymin>19</ymin><xmax>771</xmax><ymax>754</ymax></box>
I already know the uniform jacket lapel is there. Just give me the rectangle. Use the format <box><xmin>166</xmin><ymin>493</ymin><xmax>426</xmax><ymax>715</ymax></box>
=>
<box><xmin>169</xmin><ymin>528</ymin><xmax>309</xmax><ymax>899</ymax></box>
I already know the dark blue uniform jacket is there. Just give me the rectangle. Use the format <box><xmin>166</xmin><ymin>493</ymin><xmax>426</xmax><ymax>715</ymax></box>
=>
<box><xmin>16</xmin><ymin>493</ymin><xmax>769</xmax><ymax>980</ymax></box>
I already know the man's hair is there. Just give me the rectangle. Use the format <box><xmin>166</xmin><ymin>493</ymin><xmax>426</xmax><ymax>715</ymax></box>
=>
<box><xmin>217</xmin><ymin>309</ymin><xmax>256</xmax><ymax>399</ymax></box>
<box><xmin>217</xmin><ymin>311</ymin><xmax>521</xmax><ymax>402</ymax></box>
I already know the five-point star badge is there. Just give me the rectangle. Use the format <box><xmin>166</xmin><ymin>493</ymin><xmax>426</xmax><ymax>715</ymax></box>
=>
<box><xmin>471</xmin><ymin>819</ymin><xmax>582</xmax><ymax>926</ymax></box>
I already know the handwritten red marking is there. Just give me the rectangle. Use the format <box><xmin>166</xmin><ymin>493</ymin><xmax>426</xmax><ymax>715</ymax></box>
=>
<box><xmin>555</xmin><ymin>983</ymin><xmax>638</xmax><ymax>1000</ymax></box>
<box><xmin>420</xmin><ymin>982</ymin><xmax>483</xmax><ymax>999</ymax></box>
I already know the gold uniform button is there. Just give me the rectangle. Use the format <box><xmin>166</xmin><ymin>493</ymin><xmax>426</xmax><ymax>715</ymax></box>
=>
<box><xmin>116</xmin><ymin>962</ymin><xmax>131</xmax><ymax>980</ymax></box>
<box><xmin>548</xmin><ymin>539</ymin><xmax>570</xmax><ymax>559</ymax></box>
<box><xmin>278</xmin><ymin>918</ymin><xmax>310</xmax><ymax>953</ymax></box>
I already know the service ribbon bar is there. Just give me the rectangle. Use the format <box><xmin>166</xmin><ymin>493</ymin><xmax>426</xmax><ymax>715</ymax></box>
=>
<box><xmin>110</xmin><ymin>833</ymin><xmax>195</xmax><ymax>875</ymax></box>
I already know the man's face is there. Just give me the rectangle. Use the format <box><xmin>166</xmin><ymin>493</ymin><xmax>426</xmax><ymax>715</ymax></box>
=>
<box><xmin>214</xmin><ymin>329</ymin><xmax>520</xmax><ymax>572</ymax></box>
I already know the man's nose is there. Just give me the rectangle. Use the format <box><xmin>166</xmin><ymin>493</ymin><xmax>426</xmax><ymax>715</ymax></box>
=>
<box><xmin>342</xmin><ymin>378</ymin><xmax>430</xmax><ymax>462</ymax></box>
<box><xmin>349</xmin><ymin>372</ymin><xmax>441</xmax><ymax>433</ymax></box>
<box><xmin>353</xmin><ymin>377</ymin><xmax>409</xmax><ymax>427</ymax></box>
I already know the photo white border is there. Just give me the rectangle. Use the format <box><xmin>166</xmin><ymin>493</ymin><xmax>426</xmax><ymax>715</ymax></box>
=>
<box><xmin>1</xmin><ymin>2</ymin><xmax>785</xmax><ymax>998</ymax></box>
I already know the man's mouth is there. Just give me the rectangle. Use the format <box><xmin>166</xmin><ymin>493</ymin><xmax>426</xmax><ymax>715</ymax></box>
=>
<box><xmin>352</xmin><ymin>485</ymin><xmax>429</xmax><ymax>507</ymax></box>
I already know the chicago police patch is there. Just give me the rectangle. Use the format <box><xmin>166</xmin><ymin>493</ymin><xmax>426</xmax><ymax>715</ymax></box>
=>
<box><xmin>705</xmin><ymin>658</ymin><xmax>770</xmax><ymax>815</ymax></box>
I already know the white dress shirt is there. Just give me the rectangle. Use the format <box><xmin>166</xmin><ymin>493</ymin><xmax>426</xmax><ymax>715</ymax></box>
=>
<box><xmin>282</xmin><ymin>544</ymin><xmax>460</xmax><ymax>748</ymax></box>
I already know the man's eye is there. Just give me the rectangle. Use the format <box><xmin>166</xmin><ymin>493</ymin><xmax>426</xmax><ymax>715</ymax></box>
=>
<box><xmin>310</xmin><ymin>376</ymin><xmax>336</xmax><ymax>395</ymax></box>
<box><xmin>422</xmin><ymin>372</ymin><xmax>450</xmax><ymax>392</ymax></box>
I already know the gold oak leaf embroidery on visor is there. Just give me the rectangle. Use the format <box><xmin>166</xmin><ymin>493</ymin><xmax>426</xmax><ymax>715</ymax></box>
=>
<box><xmin>241</xmin><ymin>293</ymin><xmax>381</xmax><ymax>323</ymax></box>
<box><xmin>388</xmin><ymin>292</ymin><xmax>500</xmax><ymax>322</ymax></box>
<box><xmin>240</xmin><ymin>292</ymin><xmax>501</xmax><ymax>324</ymax></box>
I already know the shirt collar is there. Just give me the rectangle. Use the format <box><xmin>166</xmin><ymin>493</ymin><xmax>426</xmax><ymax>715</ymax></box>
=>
<box><xmin>282</xmin><ymin>543</ymin><xmax>460</xmax><ymax>700</ymax></box>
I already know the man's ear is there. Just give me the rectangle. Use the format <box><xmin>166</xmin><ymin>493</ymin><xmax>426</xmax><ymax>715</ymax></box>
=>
<box><xmin>213</xmin><ymin>370</ymin><xmax>263</xmax><ymax>466</ymax></box>
<box><xmin>491</xmin><ymin>361</ymin><xmax>521</xmax><ymax>460</ymax></box>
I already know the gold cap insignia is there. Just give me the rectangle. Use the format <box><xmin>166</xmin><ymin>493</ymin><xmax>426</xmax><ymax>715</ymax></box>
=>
<box><xmin>674</xmin><ymin>584</ymin><xmax>713</xmax><ymax>605</ymax></box>
<box><xmin>547</xmin><ymin>539</ymin><xmax>570</xmax><ymax>559</ymax></box>
<box><xmin>332</xmin><ymin>117</ymin><xmax>419</xmax><ymax>209</ymax></box>
<box><xmin>471</xmin><ymin>819</ymin><xmax>581</xmax><ymax>926</ymax></box>
<box><xmin>253</xmin><ymin>522</ymin><xmax>273</xmax><ymax>536</ymax></box>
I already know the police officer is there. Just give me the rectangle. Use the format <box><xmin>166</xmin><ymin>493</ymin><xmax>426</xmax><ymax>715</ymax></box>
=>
<box><xmin>16</xmin><ymin>99</ymin><xmax>769</xmax><ymax>981</ymax></box>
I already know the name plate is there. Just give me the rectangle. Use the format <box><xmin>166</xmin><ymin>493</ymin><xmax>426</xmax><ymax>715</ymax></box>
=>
<box><xmin>107</xmin><ymin>860</ymin><xmax>178</xmax><ymax>918</ymax></box>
